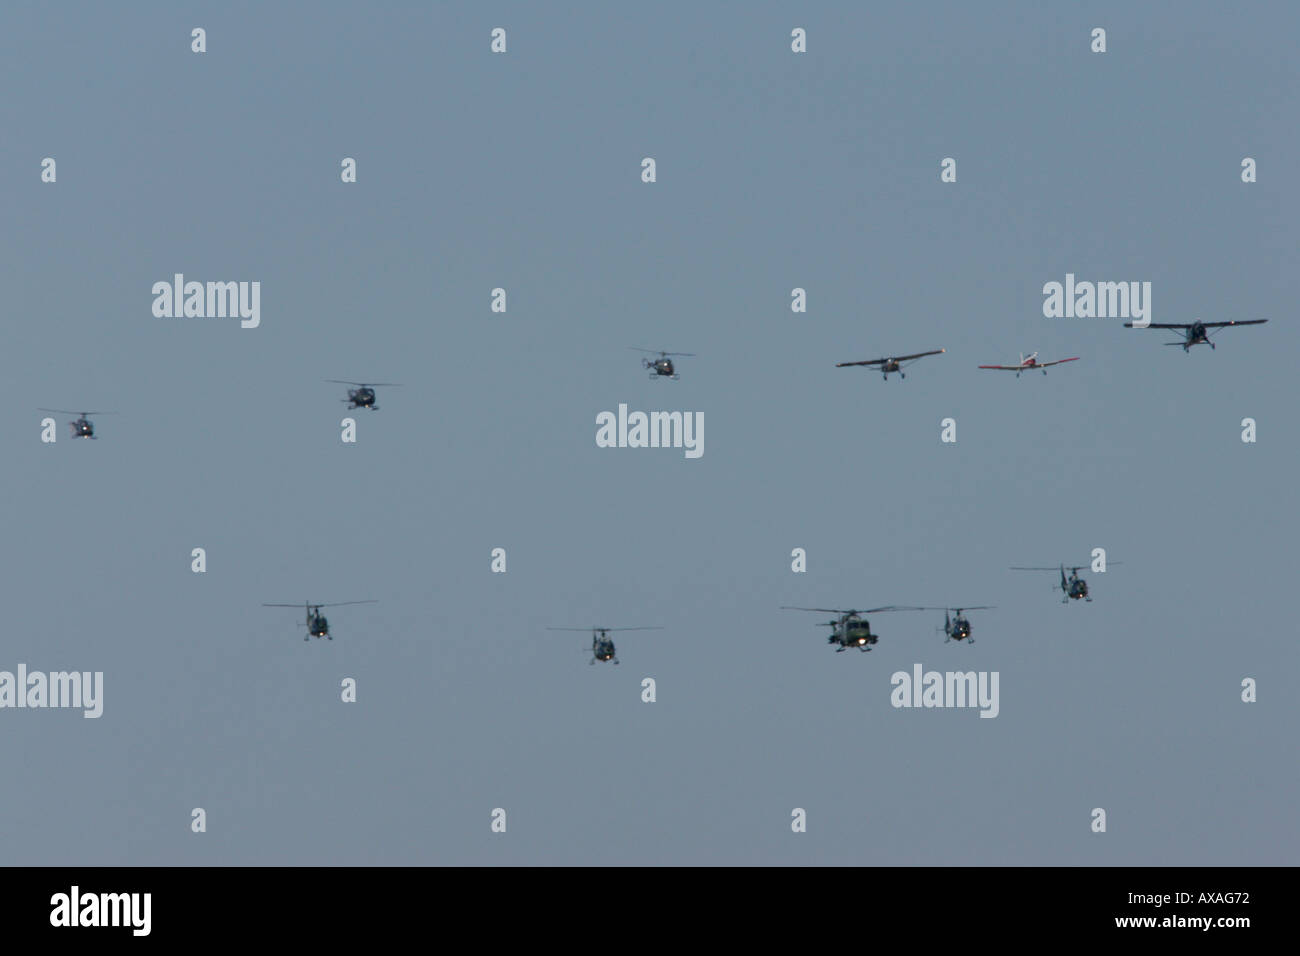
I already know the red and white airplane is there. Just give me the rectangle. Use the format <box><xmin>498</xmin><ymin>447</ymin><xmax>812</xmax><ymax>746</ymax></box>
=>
<box><xmin>978</xmin><ymin>352</ymin><xmax>1079</xmax><ymax>378</ymax></box>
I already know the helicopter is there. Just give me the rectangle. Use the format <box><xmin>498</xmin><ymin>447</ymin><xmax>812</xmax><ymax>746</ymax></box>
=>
<box><xmin>262</xmin><ymin>600</ymin><xmax>377</xmax><ymax>640</ymax></box>
<box><xmin>1122</xmin><ymin>318</ymin><xmax>1266</xmax><ymax>352</ymax></box>
<box><xmin>38</xmin><ymin>409</ymin><xmax>115</xmax><ymax>439</ymax></box>
<box><xmin>326</xmin><ymin>380</ymin><xmax>402</xmax><ymax>410</ymax></box>
<box><xmin>1011</xmin><ymin>563</ymin><xmax>1120</xmax><ymax>603</ymax></box>
<box><xmin>920</xmin><ymin>606</ymin><xmax>995</xmax><ymax>643</ymax></box>
<box><xmin>630</xmin><ymin>348</ymin><xmax>694</xmax><ymax>380</ymax></box>
<box><xmin>545</xmin><ymin>626</ymin><xmax>662</xmax><ymax>665</ymax></box>
<box><xmin>781</xmin><ymin>606</ymin><xmax>922</xmax><ymax>652</ymax></box>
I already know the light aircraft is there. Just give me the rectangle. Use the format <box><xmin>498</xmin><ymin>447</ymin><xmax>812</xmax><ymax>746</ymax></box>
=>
<box><xmin>836</xmin><ymin>349</ymin><xmax>945</xmax><ymax>381</ymax></box>
<box><xmin>978</xmin><ymin>353</ymin><xmax>1079</xmax><ymax>377</ymax></box>
<box><xmin>1122</xmin><ymin>319</ymin><xmax>1267</xmax><ymax>351</ymax></box>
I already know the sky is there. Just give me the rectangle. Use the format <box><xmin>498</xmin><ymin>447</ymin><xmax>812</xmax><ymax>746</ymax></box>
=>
<box><xmin>1</xmin><ymin>1</ymin><xmax>1296</xmax><ymax>865</ymax></box>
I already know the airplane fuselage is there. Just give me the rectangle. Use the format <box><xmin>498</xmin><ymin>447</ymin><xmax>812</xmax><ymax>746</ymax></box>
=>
<box><xmin>1183</xmin><ymin>322</ymin><xmax>1210</xmax><ymax>349</ymax></box>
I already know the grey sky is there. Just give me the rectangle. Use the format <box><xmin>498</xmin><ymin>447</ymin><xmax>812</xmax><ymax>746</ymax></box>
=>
<box><xmin>1</xmin><ymin>1</ymin><xmax>1296</xmax><ymax>864</ymax></box>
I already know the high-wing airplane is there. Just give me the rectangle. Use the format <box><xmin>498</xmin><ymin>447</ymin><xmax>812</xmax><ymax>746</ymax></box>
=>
<box><xmin>1122</xmin><ymin>318</ymin><xmax>1267</xmax><ymax>351</ymax></box>
<box><xmin>836</xmin><ymin>349</ymin><xmax>944</xmax><ymax>381</ymax></box>
<box><xmin>978</xmin><ymin>352</ymin><xmax>1079</xmax><ymax>377</ymax></box>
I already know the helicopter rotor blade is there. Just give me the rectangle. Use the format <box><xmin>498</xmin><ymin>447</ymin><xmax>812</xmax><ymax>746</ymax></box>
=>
<box><xmin>783</xmin><ymin>605</ymin><xmax>921</xmax><ymax>615</ymax></box>
<box><xmin>263</xmin><ymin>601</ymin><xmax>377</xmax><ymax>609</ymax></box>
<box><xmin>325</xmin><ymin>380</ymin><xmax>403</xmax><ymax>387</ymax></box>
<box><xmin>38</xmin><ymin>408</ymin><xmax>116</xmax><ymax>416</ymax></box>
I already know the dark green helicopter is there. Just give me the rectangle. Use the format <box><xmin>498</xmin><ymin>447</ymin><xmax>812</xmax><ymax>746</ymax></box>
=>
<box><xmin>263</xmin><ymin>600</ymin><xmax>377</xmax><ymax>641</ymax></box>
<box><xmin>38</xmin><ymin>408</ymin><xmax>115</xmax><ymax>439</ymax></box>
<box><xmin>326</xmin><ymin>380</ymin><xmax>402</xmax><ymax>410</ymax></box>
<box><xmin>781</xmin><ymin>606</ymin><xmax>923</xmax><ymax>653</ymax></box>
<box><xmin>546</xmin><ymin>626</ymin><xmax>663</xmax><ymax>665</ymax></box>
<box><xmin>1012</xmin><ymin>563</ymin><xmax>1121</xmax><ymax>603</ymax></box>
<box><xmin>919</xmin><ymin>606</ymin><xmax>995</xmax><ymax>643</ymax></box>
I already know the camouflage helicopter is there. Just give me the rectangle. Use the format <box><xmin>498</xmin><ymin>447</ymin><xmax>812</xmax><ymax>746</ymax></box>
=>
<box><xmin>262</xmin><ymin>600</ymin><xmax>377</xmax><ymax>640</ymax></box>
<box><xmin>38</xmin><ymin>409</ymin><xmax>115</xmax><ymax>439</ymax></box>
<box><xmin>781</xmin><ymin>606</ymin><xmax>922</xmax><ymax>652</ymax></box>
<box><xmin>546</xmin><ymin>625</ymin><xmax>663</xmax><ymax>665</ymax></box>
<box><xmin>920</xmin><ymin>606</ymin><xmax>995</xmax><ymax>643</ymax></box>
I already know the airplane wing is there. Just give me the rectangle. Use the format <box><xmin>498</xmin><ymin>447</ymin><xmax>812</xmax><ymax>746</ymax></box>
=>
<box><xmin>895</xmin><ymin>349</ymin><xmax>945</xmax><ymax>362</ymax></box>
<box><xmin>1124</xmin><ymin>322</ymin><xmax>1189</xmax><ymax>329</ymax></box>
<box><xmin>1037</xmin><ymin>357</ymin><xmax>1080</xmax><ymax>368</ymax></box>
<box><xmin>978</xmin><ymin>364</ymin><xmax>1024</xmax><ymax>371</ymax></box>
<box><xmin>836</xmin><ymin>359</ymin><xmax>885</xmax><ymax>367</ymax></box>
<box><xmin>1200</xmin><ymin>319</ymin><xmax>1267</xmax><ymax>328</ymax></box>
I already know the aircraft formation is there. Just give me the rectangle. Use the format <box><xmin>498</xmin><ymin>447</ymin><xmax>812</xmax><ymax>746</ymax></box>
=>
<box><xmin>514</xmin><ymin>557</ymin><xmax>1112</xmax><ymax>667</ymax></box>
<box><xmin>40</xmin><ymin>321</ymin><xmax>1257</xmax><ymax>661</ymax></box>
<box><xmin>37</xmin><ymin>314</ymin><xmax>1267</xmax><ymax>442</ymax></box>
<box><xmin>834</xmin><ymin>318</ymin><xmax>1266</xmax><ymax>381</ymax></box>
<box><xmin>771</xmin><ymin>560</ymin><xmax>1107</xmax><ymax>660</ymax></box>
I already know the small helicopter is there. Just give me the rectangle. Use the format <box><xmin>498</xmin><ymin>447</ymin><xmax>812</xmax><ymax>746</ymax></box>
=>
<box><xmin>546</xmin><ymin>626</ymin><xmax>663</xmax><ymax>665</ymax></box>
<box><xmin>630</xmin><ymin>348</ymin><xmax>694</xmax><ymax>380</ymax></box>
<box><xmin>920</xmin><ymin>606</ymin><xmax>995</xmax><ymax>643</ymax></box>
<box><xmin>38</xmin><ymin>409</ymin><xmax>115</xmax><ymax>439</ymax></box>
<box><xmin>836</xmin><ymin>349</ymin><xmax>945</xmax><ymax>381</ymax></box>
<box><xmin>1011</xmin><ymin>563</ymin><xmax>1120</xmax><ymax>603</ymax></box>
<box><xmin>1122</xmin><ymin>318</ymin><xmax>1267</xmax><ymax>351</ymax></box>
<box><xmin>325</xmin><ymin>380</ymin><xmax>402</xmax><ymax>410</ymax></box>
<box><xmin>978</xmin><ymin>353</ymin><xmax>1079</xmax><ymax>377</ymax></box>
<box><xmin>781</xmin><ymin>606</ymin><xmax>922</xmax><ymax>652</ymax></box>
<box><xmin>262</xmin><ymin>600</ymin><xmax>377</xmax><ymax>640</ymax></box>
